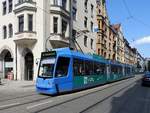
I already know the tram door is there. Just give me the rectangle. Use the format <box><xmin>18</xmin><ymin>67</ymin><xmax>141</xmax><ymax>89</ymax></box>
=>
<box><xmin>25</xmin><ymin>53</ymin><xmax>33</xmax><ymax>81</ymax></box>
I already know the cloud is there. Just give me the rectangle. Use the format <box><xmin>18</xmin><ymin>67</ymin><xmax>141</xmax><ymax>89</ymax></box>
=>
<box><xmin>131</xmin><ymin>36</ymin><xmax>150</xmax><ymax>47</ymax></box>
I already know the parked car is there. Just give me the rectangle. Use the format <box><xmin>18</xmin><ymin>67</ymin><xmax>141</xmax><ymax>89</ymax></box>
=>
<box><xmin>142</xmin><ymin>72</ymin><xmax>150</xmax><ymax>86</ymax></box>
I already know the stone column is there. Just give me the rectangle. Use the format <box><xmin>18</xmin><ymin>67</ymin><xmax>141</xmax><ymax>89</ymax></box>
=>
<box><xmin>24</xmin><ymin>14</ymin><xmax>28</xmax><ymax>31</ymax></box>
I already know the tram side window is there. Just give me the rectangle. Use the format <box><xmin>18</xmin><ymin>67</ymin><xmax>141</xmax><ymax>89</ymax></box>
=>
<box><xmin>118</xmin><ymin>67</ymin><xmax>122</xmax><ymax>74</ymax></box>
<box><xmin>111</xmin><ymin>66</ymin><xmax>117</xmax><ymax>74</ymax></box>
<box><xmin>73</xmin><ymin>59</ymin><xmax>84</xmax><ymax>76</ymax></box>
<box><xmin>55</xmin><ymin>57</ymin><xmax>70</xmax><ymax>77</ymax></box>
<box><xmin>84</xmin><ymin>61</ymin><xmax>94</xmax><ymax>75</ymax></box>
<box><xmin>94</xmin><ymin>62</ymin><xmax>106</xmax><ymax>75</ymax></box>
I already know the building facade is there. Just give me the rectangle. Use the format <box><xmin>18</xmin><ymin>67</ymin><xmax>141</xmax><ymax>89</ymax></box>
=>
<box><xmin>0</xmin><ymin>0</ymin><xmax>99</xmax><ymax>81</ymax></box>
<box><xmin>72</xmin><ymin>0</ymin><xmax>97</xmax><ymax>53</ymax></box>
<box><xmin>112</xmin><ymin>24</ymin><xmax>125</xmax><ymax>63</ymax></box>
<box><xmin>137</xmin><ymin>52</ymin><xmax>145</xmax><ymax>73</ymax></box>
<box><xmin>96</xmin><ymin>0</ymin><xmax>111</xmax><ymax>59</ymax></box>
<box><xmin>0</xmin><ymin>0</ymin><xmax>72</xmax><ymax>81</ymax></box>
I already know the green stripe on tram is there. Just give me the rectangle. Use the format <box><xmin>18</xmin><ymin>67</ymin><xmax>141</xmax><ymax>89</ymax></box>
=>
<box><xmin>73</xmin><ymin>74</ymin><xmax>107</xmax><ymax>88</ymax></box>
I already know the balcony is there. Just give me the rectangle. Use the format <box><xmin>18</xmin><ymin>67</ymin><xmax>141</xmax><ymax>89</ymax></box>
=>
<box><xmin>14</xmin><ymin>0</ymin><xmax>36</xmax><ymax>14</ymax></box>
<box><xmin>50</xmin><ymin>5</ymin><xmax>70</xmax><ymax>19</ymax></box>
<box><xmin>48</xmin><ymin>34</ymin><xmax>69</xmax><ymax>48</ymax></box>
<box><xmin>14</xmin><ymin>31</ymin><xmax>37</xmax><ymax>46</ymax></box>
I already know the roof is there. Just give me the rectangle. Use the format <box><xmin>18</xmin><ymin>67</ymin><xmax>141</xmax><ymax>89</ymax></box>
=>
<box><xmin>111</xmin><ymin>24</ymin><xmax>121</xmax><ymax>32</ymax></box>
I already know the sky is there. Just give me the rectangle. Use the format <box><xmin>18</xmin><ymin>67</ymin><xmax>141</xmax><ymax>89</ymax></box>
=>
<box><xmin>106</xmin><ymin>0</ymin><xmax>150</xmax><ymax>58</ymax></box>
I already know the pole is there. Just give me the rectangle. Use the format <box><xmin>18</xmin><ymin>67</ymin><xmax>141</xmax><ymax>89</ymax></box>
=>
<box><xmin>0</xmin><ymin>78</ymin><xmax>1</xmax><ymax>85</ymax></box>
<box><xmin>15</xmin><ymin>43</ymin><xmax>17</xmax><ymax>80</ymax></box>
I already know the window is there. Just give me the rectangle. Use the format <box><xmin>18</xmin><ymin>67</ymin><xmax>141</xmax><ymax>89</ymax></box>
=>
<box><xmin>3</xmin><ymin>26</ymin><xmax>7</xmax><ymax>39</ymax></box>
<box><xmin>72</xmin><ymin>29</ymin><xmax>76</xmax><ymax>38</ymax></box>
<box><xmin>91</xmin><ymin>4</ymin><xmax>94</xmax><ymax>17</ymax></box>
<box><xmin>93</xmin><ymin>62</ymin><xmax>106</xmax><ymax>75</ymax></box>
<box><xmin>3</xmin><ymin>1</ymin><xmax>7</xmax><ymax>15</ymax></box>
<box><xmin>73</xmin><ymin>59</ymin><xmax>85</xmax><ymax>76</ymax></box>
<box><xmin>62</xmin><ymin>0</ymin><xmax>67</xmax><ymax>9</ymax></box>
<box><xmin>91</xmin><ymin>39</ymin><xmax>93</xmax><ymax>49</ymax></box>
<box><xmin>111</xmin><ymin>65</ymin><xmax>122</xmax><ymax>75</ymax></box>
<box><xmin>91</xmin><ymin>22</ymin><xmax>93</xmax><ymax>32</ymax></box>
<box><xmin>8</xmin><ymin>0</ymin><xmax>13</xmax><ymax>13</ymax></box>
<box><xmin>28</xmin><ymin>14</ymin><xmax>33</xmax><ymax>31</ymax></box>
<box><xmin>18</xmin><ymin>0</ymin><xmax>32</xmax><ymax>4</ymax></box>
<box><xmin>98</xmin><ymin>49</ymin><xmax>100</xmax><ymax>55</ymax></box>
<box><xmin>84</xmin><ymin>0</ymin><xmax>88</xmax><ymax>10</ymax></box>
<box><xmin>53</xmin><ymin>0</ymin><xmax>58</xmax><ymax>5</ymax></box>
<box><xmin>55</xmin><ymin>57</ymin><xmax>70</xmax><ymax>77</ymax></box>
<box><xmin>72</xmin><ymin>7</ymin><xmax>77</xmax><ymax>20</ymax></box>
<box><xmin>18</xmin><ymin>0</ymin><xmax>23</xmax><ymax>4</ymax></box>
<box><xmin>62</xmin><ymin>19</ymin><xmax>67</xmax><ymax>37</ymax></box>
<box><xmin>38</xmin><ymin>58</ymin><xmax>56</xmax><ymax>78</ymax></box>
<box><xmin>84</xmin><ymin>17</ymin><xmax>87</xmax><ymax>28</ymax></box>
<box><xmin>84</xmin><ymin>35</ymin><xmax>87</xmax><ymax>47</ymax></box>
<box><xmin>8</xmin><ymin>24</ymin><xmax>13</xmax><ymax>38</ymax></box>
<box><xmin>18</xmin><ymin>15</ymin><xmax>24</xmax><ymax>32</ymax></box>
<box><xmin>84</xmin><ymin>61</ymin><xmax>94</xmax><ymax>75</ymax></box>
<box><xmin>53</xmin><ymin>17</ymin><xmax>58</xmax><ymax>33</ymax></box>
<box><xmin>73</xmin><ymin>59</ymin><xmax>106</xmax><ymax>76</ymax></box>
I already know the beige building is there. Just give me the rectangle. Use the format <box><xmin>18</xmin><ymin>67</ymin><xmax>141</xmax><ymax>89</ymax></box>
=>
<box><xmin>96</xmin><ymin>0</ymin><xmax>117</xmax><ymax>61</ymax></box>
<box><xmin>112</xmin><ymin>24</ymin><xmax>125</xmax><ymax>63</ymax></box>
<box><xmin>96</xmin><ymin>0</ymin><xmax>110</xmax><ymax>59</ymax></box>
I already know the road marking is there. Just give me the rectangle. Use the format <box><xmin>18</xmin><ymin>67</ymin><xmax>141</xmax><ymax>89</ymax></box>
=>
<box><xmin>0</xmin><ymin>102</ymin><xmax>20</xmax><ymax>108</ymax></box>
<box><xmin>27</xmin><ymin>100</ymin><xmax>53</xmax><ymax>109</ymax></box>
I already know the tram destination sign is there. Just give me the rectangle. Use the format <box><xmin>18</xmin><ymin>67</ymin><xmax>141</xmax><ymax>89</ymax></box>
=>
<box><xmin>41</xmin><ymin>51</ymin><xmax>57</xmax><ymax>58</ymax></box>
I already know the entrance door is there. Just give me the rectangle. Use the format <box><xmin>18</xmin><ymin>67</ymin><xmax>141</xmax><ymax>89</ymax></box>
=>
<box><xmin>25</xmin><ymin>52</ymin><xmax>33</xmax><ymax>81</ymax></box>
<box><xmin>4</xmin><ymin>51</ymin><xmax>13</xmax><ymax>79</ymax></box>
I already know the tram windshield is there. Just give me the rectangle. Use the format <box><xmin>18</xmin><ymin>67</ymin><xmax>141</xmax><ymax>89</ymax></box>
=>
<box><xmin>38</xmin><ymin>58</ymin><xmax>55</xmax><ymax>78</ymax></box>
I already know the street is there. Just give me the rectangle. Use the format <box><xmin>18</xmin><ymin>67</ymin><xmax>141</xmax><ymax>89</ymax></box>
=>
<box><xmin>0</xmin><ymin>74</ymin><xmax>149</xmax><ymax>113</ymax></box>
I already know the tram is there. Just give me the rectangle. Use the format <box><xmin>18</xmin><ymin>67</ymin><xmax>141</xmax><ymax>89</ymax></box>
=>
<box><xmin>36</xmin><ymin>48</ymin><xmax>134</xmax><ymax>95</ymax></box>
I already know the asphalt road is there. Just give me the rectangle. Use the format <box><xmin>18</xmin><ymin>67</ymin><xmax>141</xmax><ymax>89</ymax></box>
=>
<box><xmin>0</xmin><ymin>74</ymin><xmax>149</xmax><ymax>113</ymax></box>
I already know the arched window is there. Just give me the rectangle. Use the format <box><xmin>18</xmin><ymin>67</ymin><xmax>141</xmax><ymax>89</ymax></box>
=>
<box><xmin>3</xmin><ymin>26</ymin><xmax>7</xmax><ymax>39</ymax></box>
<box><xmin>8</xmin><ymin>24</ymin><xmax>13</xmax><ymax>38</ymax></box>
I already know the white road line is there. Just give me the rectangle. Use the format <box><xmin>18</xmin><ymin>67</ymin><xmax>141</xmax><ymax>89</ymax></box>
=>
<box><xmin>0</xmin><ymin>102</ymin><xmax>20</xmax><ymax>108</ymax></box>
<box><xmin>27</xmin><ymin>100</ymin><xmax>53</xmax><ymax>110</ymax></box>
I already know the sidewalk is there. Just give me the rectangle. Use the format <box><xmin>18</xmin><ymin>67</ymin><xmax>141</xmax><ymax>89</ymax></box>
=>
<box><xmin>0</xmin><ymin>79</ymin><xmax>35</xmax><ymax>92</ymax></box>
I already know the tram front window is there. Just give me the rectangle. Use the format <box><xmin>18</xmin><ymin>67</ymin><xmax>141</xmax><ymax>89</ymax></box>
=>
<box><xmin>38</xmin><ymin>58</ymin><xmax>55</xmax><ymax>78</ymax></box>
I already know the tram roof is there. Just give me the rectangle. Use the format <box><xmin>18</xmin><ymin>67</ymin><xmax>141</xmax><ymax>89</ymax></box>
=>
<box><xmin>51</xmin><ymin>48</ymin><xmax>134</xmax><ymax>67</ymax></box>
<box><xmin>53</xmin><ymin>48</ymin><xmax>108</xmax><ymax>64</ymax></box>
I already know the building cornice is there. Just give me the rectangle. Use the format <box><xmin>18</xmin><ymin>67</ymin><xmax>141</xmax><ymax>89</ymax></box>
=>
<box><xmin>14</xmin><ymin>6</ymin><xmax>37</xmax><ymax>14</ymax></box>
